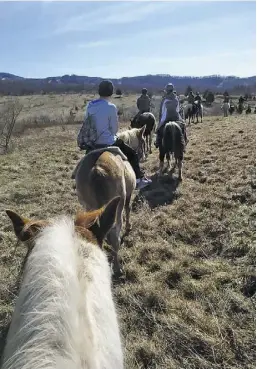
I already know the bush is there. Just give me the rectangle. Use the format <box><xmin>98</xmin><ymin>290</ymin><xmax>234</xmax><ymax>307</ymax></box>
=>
<box><xmin>116</xmin><ymin>88</ymin><xmax>122</xmax><ymax>96</ymax></box>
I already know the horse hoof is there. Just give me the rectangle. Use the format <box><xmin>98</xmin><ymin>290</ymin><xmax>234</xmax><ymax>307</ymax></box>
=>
<box><xmin>178</xmin><ymin>176</ymin><xmax>183</xmax><ymax>182</ymax></box>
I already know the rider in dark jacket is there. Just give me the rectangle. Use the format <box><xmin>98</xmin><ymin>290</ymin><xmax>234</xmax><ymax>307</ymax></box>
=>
<box><xmin>238</xmin><ymin>96</ymin><xmax>244</xmax><ymax>105</ymax></box>
<box><xmin>137</xmin><ymin>88</ymin><xmax>151</xmax><ymax>114</ymax></box>
<box><xmin>187</xmin><ymin>91</ymin><xmax>195</xmax><ymax>104</ymax></box>
<box><xmin>195</xmin><ymin>92</ymin><xmax>202</xmax><ymax>104</ymax></box>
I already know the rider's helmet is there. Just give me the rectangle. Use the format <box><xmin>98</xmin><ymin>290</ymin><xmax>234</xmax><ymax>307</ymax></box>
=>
<box><xmin>98</xmin><ymin>80</ymin><xmax>114</xmax><ymax>97</ymax></box>
<box><xmin>196</xmin><ymin>91</ymin><xmax>200</xmax><ymax>95</ymax></box>
<box><xmin>142</xmin><ymin>88</ymin><xmax>148</xmax><ymax>95</ymax></box>
<box><xmin>165</xmin><ymin>83</ymin><xmax>174</xmax><ymax>93</ymax></box>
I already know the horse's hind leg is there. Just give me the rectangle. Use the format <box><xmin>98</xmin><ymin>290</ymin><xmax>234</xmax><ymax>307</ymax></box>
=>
<box><xmin>125</xmin><ymin>195</ymin><xmax>132</xmax><ymax>232</ymax></box>
<box><xmin>171</xmin><ymin>157</ymin><xmax>177</xmax><ymax>172</ymax></box>
<box><xmin>166</xmin><ymin>152</ymin><xmax>172</xmax><ymax>171</ymax></box>
<box><xmin>107</xmin><ymin>198</ymin><xmax>124</xmax><ymax>276</ymax></box>
<box><xmin>178</xmin><ymin>159</ymin><xmax>183</xmax><ymax>181</ymax></box>
<box><xmin>158</xmin><ymin>138</ymin><xmax>166</xmax><ymax>176</ymax></box>
<box><xmin>107</xmin><ymin>227</ymin><xmax>122</xmax><ymax>276</ymax></box>
<box><xmin>149</xmin><ymin>134</ymin><xmax>152</xmax><ymax>154</ymax></box>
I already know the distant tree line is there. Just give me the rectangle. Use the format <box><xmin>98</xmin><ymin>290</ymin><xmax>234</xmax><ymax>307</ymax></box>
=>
<box><xmin>0</xmin><ymin>78</ymin><xmax>255</xmax><ymax>97</ymax></box>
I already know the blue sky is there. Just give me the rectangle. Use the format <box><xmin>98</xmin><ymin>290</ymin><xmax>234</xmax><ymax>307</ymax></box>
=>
<box><xmin>0</xmin><ymin>1</ymin><xmax>256</xmax><ymax>78</ymax></box>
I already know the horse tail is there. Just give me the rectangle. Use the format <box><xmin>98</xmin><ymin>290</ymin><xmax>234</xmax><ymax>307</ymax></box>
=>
<box><xmin>165</xmin><ymin>122</ymin><xmax>185</xmax><ymax>160</ymax></box>
<box><xmin>89</xmin><ymin>164</ymin><xmax>110</xmax><ymax>208</ymax></box>
<box><xmin>163</xmin><ymin>122</ymin><xmax>175</xmax><ymax>155</ymax></box>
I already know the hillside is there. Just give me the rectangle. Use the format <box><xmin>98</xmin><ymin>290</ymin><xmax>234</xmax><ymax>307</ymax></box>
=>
<box><xmin>0</xmin><ymin>73</ymin><xmax>255</xmax><ymax>96</ymax></box>
<box><xmin>0</xmin><ymin>114</ymin><xmax>255</xmax><ymax>368</ymax></box>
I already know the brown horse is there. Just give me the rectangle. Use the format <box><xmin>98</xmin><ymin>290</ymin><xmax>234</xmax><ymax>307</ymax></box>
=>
<box><xmin>158</xmin><ymin>121</ymin><xmax>185</xmax><ymax>180</ymax></box>
<box><xmin>72</xmin><ymin>147</ymin><xmax>136</xmax><ymax>275</ymax></box>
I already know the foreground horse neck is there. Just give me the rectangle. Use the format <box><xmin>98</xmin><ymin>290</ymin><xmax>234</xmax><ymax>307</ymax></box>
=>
<box><xmin>3</xmin><ymin>200</ymin><xmax>123</xmax><ymax>369</ymax></box>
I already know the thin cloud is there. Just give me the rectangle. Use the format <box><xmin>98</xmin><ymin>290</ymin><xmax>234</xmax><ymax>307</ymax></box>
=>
<box><xmin>54</xmin><ymin>1</ymin><xmax>173</xmax><ymax>34</ymax></box>
<box><xmin>68</xmin><ymin>11</ymin><xmax>252</xmax><ymax>53</ymax></box>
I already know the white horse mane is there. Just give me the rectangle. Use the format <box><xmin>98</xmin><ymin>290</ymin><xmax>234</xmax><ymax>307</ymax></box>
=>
<box><xmin>2</xmin><ymin>217</ymin><xmax>123</xmax><ymax>369</ymax></box>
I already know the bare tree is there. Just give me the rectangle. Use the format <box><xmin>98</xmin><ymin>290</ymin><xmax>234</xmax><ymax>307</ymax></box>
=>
<box><xmin>0</xmin><ymin>98</ymin><xmax>23</xmax><ymax>153</ymax></box>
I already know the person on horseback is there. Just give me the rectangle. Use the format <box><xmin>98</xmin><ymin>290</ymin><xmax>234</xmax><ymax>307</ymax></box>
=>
<box><xmin>195</xmin><ymin>92</ymin><xmax>202</xmax><ymax>104</ymax></box>
<box><xmin>238</xmin><ymin>95</ymin><xmax>244</xmax><ymax>105</ymax></box>
<box><xmin>155</xmin><ymin>83</ymin><xmax>187</xmax><ymax>149</ymax></box>
<box><xmin>137</xmin><ymin>88</ymin><xmax>151</xmax><ymax>114</ymax></box>
<box><xmin>77</xmin><ymin>80</ymin><xmax>152</xmax><ymax>190</ymax></box>
<box><xmin>187</xmin><ymin>90</ymin><xmax>195</xmax><ymax>104</ymax></box>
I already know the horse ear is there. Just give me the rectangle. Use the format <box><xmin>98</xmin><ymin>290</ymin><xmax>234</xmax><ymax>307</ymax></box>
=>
<box><xmin>6</xmin><ymin>210</ymin><xmax>47</xmax><ymax>242</ymax></box>
<box><xmin>89</xmin><ymin>197</ymin><xmax>121</xmax><ymax>246</ymax></box>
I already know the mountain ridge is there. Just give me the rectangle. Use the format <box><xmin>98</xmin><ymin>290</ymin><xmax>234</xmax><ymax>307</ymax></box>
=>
<box><xmin>0</xmin><ymin>72</ymin><xmax>255</xmax><ymax>95</ymax></box>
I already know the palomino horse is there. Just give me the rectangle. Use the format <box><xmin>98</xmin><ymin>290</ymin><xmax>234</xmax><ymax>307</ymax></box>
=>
<box><xmin>72</xmin><ymin>147</ymin><xmax>136</xmax><ymax>276</ymax></box>
<box><xmin>2</xmin><ymin>199</ymin><xmax>124</xmax><ymax>369</ymax></box>
<box><xmin>221</xmin><ymin>102</ymin><xmax>230</xmax><ymax>117</ymax></box>
<box><xmin>117</xmin><ymin>125</ymin><xmax>146</xmax><ymax>161</ymax></box>
<box><xmin>184</xmin><ymin>103</ymin><xmax>196</xmax><ymax>124</ymax></box>
<box><xmin>158</xmin><ymin>121</ymin><xmax>185</xmax><ymax>181</ymax></box>
<box><xmin>130</xmin><ymin>112</ymin><xmax>156</xmax><ymax>155</ymax></box>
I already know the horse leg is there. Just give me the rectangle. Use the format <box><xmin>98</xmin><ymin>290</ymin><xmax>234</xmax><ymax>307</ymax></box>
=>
<box><xmin>149</xmin><ymin>134</ymin><xmax>152</xmax><ymax>154</ymax></box>
<box><xmin>107</xmin><ymin>198</ymin><xmax>124</xmax><ymax>276</ymax></box>
<box><xmin>168</xmin><ymin>155</ymin><xmax>176</xmax><ymax>173</ymax></box>
<box><xmin>125</xmin><ymin>195</ymin><xmax>132</xmax><ymax>232</ymax></box>
<box><xmin>158</xmin><ymin>146</ymin><xmax>166</xmax><ymax>175</ymax></box>
<box><xmin>142</xmin><ymin>140</ymin><xmax>146</xmax><ymax>162</ymax></box>
<box><xmin>178</xmin><ymin>159</ymin><xmax>183</xmax><ymax>181</ymax></box>
<box><xmin>166</xmin><ymin>152</ymin><xmax>171</xmax><ymax>171</ymax></box>
<box><xmin>146</xmin><ymin>135</ymin><xmax>149</xmax><ymax>154</ymax></box>
<box><xmin>158</xmin><ymin>160</ymin><xmax>164</xmax><ymax>176</ymax></box>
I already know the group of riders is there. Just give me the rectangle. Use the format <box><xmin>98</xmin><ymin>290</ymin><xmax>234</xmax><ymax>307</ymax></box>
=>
<box><xmin>222</xmin><ymin>94</ymin><xmax>254</xmax><ymax>115</ymax></box>
<box><xmin>77</xmin><ymin>80</ymin><xmax>201</xmax><ymax>190</ymax></box>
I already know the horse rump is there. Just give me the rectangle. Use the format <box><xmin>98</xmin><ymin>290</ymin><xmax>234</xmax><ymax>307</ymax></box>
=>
<box><xmin>131</xmin><ymin>112</ymin><xmax>156</xmax><ymax>136</ymax></box>
<box><xmin>162</xmin><ymin>122</ymin><xmax>185</xmax><ymax>160</ymax></box>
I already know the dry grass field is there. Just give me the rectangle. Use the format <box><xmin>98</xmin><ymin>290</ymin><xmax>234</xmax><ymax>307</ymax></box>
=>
<box><xmin>0</xmin><ymin>109</ymin><xmax>255</xmax><ymax>368</ymax></box>
<box><xmin>2</xmin><ymin>92</ymin><xmax>254</xmax><ymax>136</ymax></box>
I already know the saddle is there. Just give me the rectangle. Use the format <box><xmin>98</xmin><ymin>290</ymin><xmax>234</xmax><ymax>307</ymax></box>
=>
<box><xmin>80</xmin><ymin>144</ymin><xmax>128</xmax><ymax>162</ymax></box>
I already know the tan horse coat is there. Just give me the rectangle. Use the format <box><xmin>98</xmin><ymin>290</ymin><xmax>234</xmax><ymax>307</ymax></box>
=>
<box><xmin>73</xmin><ymin>147</ymin><xmax>136</xmax><ymax>275</ymax></box>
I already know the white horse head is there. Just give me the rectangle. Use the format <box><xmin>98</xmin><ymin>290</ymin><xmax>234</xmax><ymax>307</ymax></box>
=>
<box><xmin>3</xmin><ymin>201</ymin><xmax>124</xmax><ymax>369</ymax></box>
